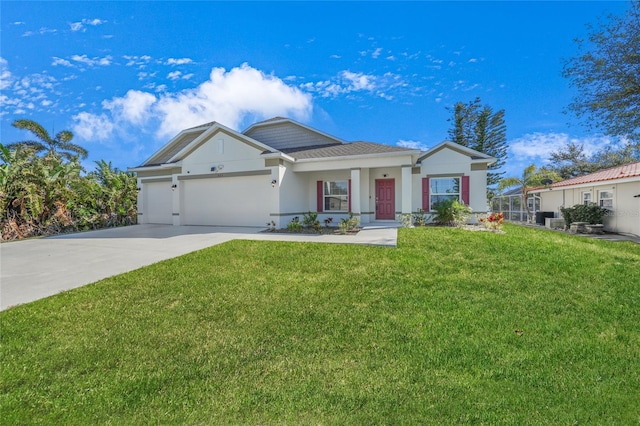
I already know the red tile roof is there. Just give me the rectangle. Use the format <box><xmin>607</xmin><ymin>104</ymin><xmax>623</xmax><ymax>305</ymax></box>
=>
<box><xmin>550</xmin><ymin>162</ymin><xmax>640</xmax><ymax>188</ymax></box>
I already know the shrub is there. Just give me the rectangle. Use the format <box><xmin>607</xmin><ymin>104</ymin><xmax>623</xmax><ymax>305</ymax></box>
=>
<box><xmin>287</xmin><ymin>217</ymin><xmax>302</xmax><ymax>232</ymax></box>
<box><xmin>432</xmin><ymin>200</ymin><xmax>472</xmax><ymax>227</ymax></box>
<box><xmin>339</xmin><ymin>212</ymin><xmax>359</xmax><ymax>234</ymax></box>
<box><xmin>413</xmin><ymin>208</ymin><xmax>429</xmax><ymax>226</ymax></box>
<box><xmin>302</xmin><ymin>211</ymin><xmax>319</xmax><ymax>228</ymax></box>
<box><xmin>479</xmin><ymin>212</ymin><xmax>505</xmax><ymax>231</ymax></box>
<box><xmin>398</xmin><ymin>213</ymin><xmax>413</xmax><ymax>228</ymax></box>
<box><xmin>560</xmin><ymin>203</ymin><xmax>608</xmax><ymax>227</ymax></box>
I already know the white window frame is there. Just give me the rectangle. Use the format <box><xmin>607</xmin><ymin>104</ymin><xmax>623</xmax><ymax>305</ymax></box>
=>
<box><xmin>323</xmin><ymin>180</ymin><xmax>349</xmax><ymax>212</ymax></box>
<box><xmin>429</xmin><ymin>177</ymin><xmax>460</xmax><ymax>211</ymax></box>
<box><xmin>582</xmin><ymin>191</ymin><xmax>592</xmax><ymax>205</ymax></box>
<box><xmin>598</xmin><ymin>189</ymin><xmax>614</xmax><ymax>209</ymax></box>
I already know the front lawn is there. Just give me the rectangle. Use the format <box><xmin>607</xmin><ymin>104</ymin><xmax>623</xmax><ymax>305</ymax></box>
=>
<box><xmin>1</xmin><ymin>224</ymin><xmax>639</xmax><ymax>424</ymax></box>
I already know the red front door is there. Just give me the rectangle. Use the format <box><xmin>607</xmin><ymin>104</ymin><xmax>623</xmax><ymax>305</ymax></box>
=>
<box><xmin>375</xmin><ymin>179</ymin><xmax>395</xmax><ymax>220</ymax></box>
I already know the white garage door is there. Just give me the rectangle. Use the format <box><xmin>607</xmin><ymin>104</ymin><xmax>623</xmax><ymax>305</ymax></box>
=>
<box><xmin>182</xmin><ymin>175</ymin><xmax>272</xmax><ymax>226</ymax></box>
<box><xmin>144</xmin><ymin>181</ymin><xmax>173</xmax><ymax>224</ymax></box>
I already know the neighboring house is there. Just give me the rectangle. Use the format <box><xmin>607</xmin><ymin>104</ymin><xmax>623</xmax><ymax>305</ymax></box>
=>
<box><xmin>529</xmin><ymin>162</ymin><xmax>640</xmax><ymax>237</ymax></box>
<box><xmin>129</xmin><ymin>117</ymin><xmax>495</xmax><ymax>228</ymax></box>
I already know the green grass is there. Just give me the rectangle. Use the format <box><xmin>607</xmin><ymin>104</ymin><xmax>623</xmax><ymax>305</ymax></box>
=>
<box><xmin>2</xmin><ymin>224</ymin><xmax>640</xmax><ymax>424</ymax></box>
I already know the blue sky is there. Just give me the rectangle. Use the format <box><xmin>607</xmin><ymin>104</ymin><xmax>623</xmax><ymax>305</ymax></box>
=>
<box><xmin>0</xmin><ymin>1</ymin><xmax>632</xmax><ymax>177</ymax></box>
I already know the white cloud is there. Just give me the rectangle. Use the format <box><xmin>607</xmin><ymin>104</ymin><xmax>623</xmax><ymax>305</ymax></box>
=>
<box><xmin>509</xmin><ymin>132</ymin><xmax>621</xmax><ymax>162</ymax></box>
<box><xmin>72</xmin><ymin>63</ymin><xmax>313</xmax><ymax>142</ymax></box>
<box><xmin>166</xmin><ymin>58</ymin><xmax>193</xmax><ymax>65</ymax></box>
<box><xmin>83</xmin><ymin>18</ymin><xmax>105</xmax><ymax>26</ymax></box>
<box><xmin>124</xmin><ymin>55</ymin><xmax>152</xmax><ymax>67</ymax></box>
<box><xmin>302</xmin><ymin>70</ymin><xmax>407</xmax><ymax>99</ymax></box>
<box><xmin>342</xmin><ymin>71</ymin><xmax>375</xmax><ymax>91</ymax></box>
<box><xmin>103</xmin><ymin>89</ymin><xmax>157</xmax><ymax>125</ymax></box>
<box><xmin>0</xmin><ymin>57</ymin><xmax>13</xmax><ymax>90</ymax></box>
<box><xmin>72</xmin><ymin>112</ymin><xmax>115</xmax><ymax>140</ymax></box>
<box><xmin>22</xmin><ymin>27</ymin><xmax>57</xmax><ymax>37</ymax></box>
<box><xmin>70</xmin><ymin>18</ymin><xmax>106</xmax><ymax>32</ymax></box>
<box><xmin>154</xmin><ymin>63</ymin><xmax>312</xmax><ymax>137</ymax></box>
<box><xmin>52</xmin><ymin>57</ymin><xmax>73</xmax><ymax>67</ymax></box>
<box><xmin>397</xmin><ymin>140</ymin><xmax>429</xmax><ymax>151</ymax></box>
<box><xmin>70</xmin><ymin>54</ymin><xmax>112</xmax><ymax>67</ymax></box>
<box><xmin>372</xmin><ymin>48</ymin><xmax>383</xmax><ymax>59</ymax></box>
<box><xmin>167</xmin><ymin>71</ymin><xmax>182</xmax><ymax>81</ymax></box>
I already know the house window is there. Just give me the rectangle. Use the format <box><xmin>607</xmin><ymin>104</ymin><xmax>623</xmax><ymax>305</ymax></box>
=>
<box><xmin>324</xmin><ymin>181</ymin><xmax>349</xmax><ymax>211</ymax></box>
<box><xmin>430</xmin><ymin>177</ymin><xmax>460</xmax><ymax>210</ymax></box>
<box><xmin>582</xmin><ymin>191</ymin><xmax>592</xmax><ymax>205</ymax></box>
<box><xmin>599</xmin><ymin>190</ymin><xmax>614</xmax><ymax>209</ymax></box>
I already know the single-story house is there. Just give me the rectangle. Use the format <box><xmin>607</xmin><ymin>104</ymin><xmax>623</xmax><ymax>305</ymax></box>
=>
<box><xmin>129</xmin><ymin>117</ymin><xmax>495</xmax><ymax>228</ymax></box>
<box><xmin>529</xmin><ymin>162</ymin><xmax>640</xmax><ymax>237</ymax></box>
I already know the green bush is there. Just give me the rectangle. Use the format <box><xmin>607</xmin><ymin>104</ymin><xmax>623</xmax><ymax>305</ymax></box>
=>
<box><xmin>560</xmin><ymin>203</ymin><xmax>608</xmax><ymax>227</ymax></box>
<box><xmin>432</xmin><ymin>199</ymin><xmax>472</xmax><ymax>227</ymax></box>
<box><xmin>287</xmin><ymin>217</ymin><xmax>302</xmax><ymax>232</ymax></box>
<box><xmin>338</xmin><ymin>212</ymin><xmax>359</xmax><ymax>234</ymax></box>
<box><xmin>302</xmin><ymin>211</ymin><xmax>319</xmax><ymax>228</ymax></box>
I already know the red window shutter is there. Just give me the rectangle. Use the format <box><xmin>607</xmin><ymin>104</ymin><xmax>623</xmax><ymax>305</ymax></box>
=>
<box><xmin>462</xmin><ymin>175</ymin><xmax>470</xmax><ymax>205</ymax></box>
<box><xmin>422</xmin><ymin>178</ymin><xmax>429</xmax><ymax>211</ymax></box>
<box><xmin>348</xmin><ymin>179</ymin><xmax>352</xmax><ymax>212</ymax></box>
<box><xmin>317</xmin><ymin>181</ymin><xmax>323</xmax><ymax>212</ymax></box>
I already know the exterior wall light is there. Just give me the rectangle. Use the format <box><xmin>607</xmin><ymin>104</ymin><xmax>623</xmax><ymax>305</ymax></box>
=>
<box><xmin>271</xmin><ymin>179</ymin><xmax>277</xmax><ymax>187</ymax></box>
<box><xmin>171</xmin><ymin>184</ymin><xmax>177</xmax><ymax>191</ymax></box>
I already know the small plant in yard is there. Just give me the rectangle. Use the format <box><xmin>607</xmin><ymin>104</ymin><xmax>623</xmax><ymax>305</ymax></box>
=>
<box><xmin>479</xmin><ymin>212</ymin><xmax>505</xmax><ymax>231</ymax></box>
<box><xmin>323</xmin><ymin>217</ymin><xmax>333</xmax><ymax>228</ymax></box>
<box><xmin>398</xmin><ymin>213</ymin><xmax>413</xmax><ymax>228</ymax></box>
<box><xmin>413</xmin><ymin>208</ymin><xmax>429</xmax><ymax>226</ymax></box>
<box><xmin>266</xmin><ymin>220</ymin><xmax>276</xmax><ymax>231</ymax></box>
<box><xmin>433</xmin><ymin>199</ymin><xmax>472</xmax><ymax>227</ymax></box>
<box><xmin>302</xmin><ymin>211</ymin><xmax>320</xmax><ymax>229</ymax></box>
<box><xmin>338</xmin><ymin>212</ymin><xmax>359</xmax><ymax>234</ymax></box>
<box><xmin>287</xmin><ymin>216</ymin><xmax>302</xmax><ymax>232</ymax></box>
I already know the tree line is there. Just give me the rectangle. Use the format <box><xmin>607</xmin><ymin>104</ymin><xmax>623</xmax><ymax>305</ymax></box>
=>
<box><xmin>1</xmin><ymin>119</ymin><xmax>137</xmax><ymax>241</ymax></box>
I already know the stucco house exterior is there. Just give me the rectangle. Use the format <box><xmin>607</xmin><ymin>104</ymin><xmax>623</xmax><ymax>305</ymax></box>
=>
<box><xmin>529</xmin><ymin>162</ymin><xmax>640</xmax><ymax>237</ymax></box>
<box><xmin>129</xmin><ymin>117</ymin><xmax>495</xmax><ymax>228</ymax></box>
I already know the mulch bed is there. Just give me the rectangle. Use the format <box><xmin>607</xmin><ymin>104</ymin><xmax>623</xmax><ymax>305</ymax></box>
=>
<box><xmin>262</xmin><ymin>227</ymin><xmax>360</xmax><ymax>235</ymax></box>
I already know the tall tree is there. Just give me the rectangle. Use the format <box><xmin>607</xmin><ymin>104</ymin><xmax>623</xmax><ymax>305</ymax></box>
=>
<box><xmin>498</xmin><ymin>165</ymin><xmax>560</xmax><ymax>222</ymax></box>
<box><xmin>447</xmin><ymin>97</ymin><xmax>508</xmax><ymax>187</ymax></box>
<box><xmin>6</xmin><ymin>119</ymin><xmax>88</xmax><ymax>161</ymax></box>
<box><xmin>548</xmin><ymin>141</ymin><xmax>640</xmax><ymax>180</ymax></box>
<box><xmin>562</xmin><ymin>0</ymin><xmax>640</xmax><ymax>143</ymax></box>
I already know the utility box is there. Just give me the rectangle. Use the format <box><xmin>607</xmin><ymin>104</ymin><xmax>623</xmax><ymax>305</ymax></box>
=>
<box><xmin>536</xmin><ymin>211</ymin><xmax>554</xmax><ymax>225</ymax></box>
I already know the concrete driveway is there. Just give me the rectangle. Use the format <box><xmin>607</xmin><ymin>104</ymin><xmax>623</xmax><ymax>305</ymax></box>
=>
<box><xmin>1</xmin><ymin>224</ymin><xmax>397</xmax><ymax>311</ymax></box>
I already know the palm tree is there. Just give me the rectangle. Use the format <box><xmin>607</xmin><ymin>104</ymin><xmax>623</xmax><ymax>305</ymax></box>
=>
<box><xmin>498</xmin><ymin>164</ymin><xmax>560</xmax><ymax>222</ymax></box>
<box><xmin>6</xmin><ymin>119</ymin><xmax>88</xmax><ymax>161</ymax></box>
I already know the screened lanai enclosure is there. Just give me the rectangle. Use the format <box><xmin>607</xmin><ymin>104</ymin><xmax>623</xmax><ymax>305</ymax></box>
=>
<box><xmin>490</xmin><ymin>188</ymin><xmax>540</xmax><ymax>222</ymax></box>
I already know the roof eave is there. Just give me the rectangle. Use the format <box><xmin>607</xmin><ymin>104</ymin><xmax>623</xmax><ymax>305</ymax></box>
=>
<box><xmin>128</xmin><ymin>161</ymin><xmax>182</xmax><ymax>173</ymax></box>
<box><xmin>294</xmin><ymin>149</ymin><xmax>421</xmax><ymax>163</ymax></box>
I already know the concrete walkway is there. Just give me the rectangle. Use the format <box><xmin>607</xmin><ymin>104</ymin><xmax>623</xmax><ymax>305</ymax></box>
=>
<box><xmin>0</xmin><ymin>224</ymin><xmax>398</xmax><ymax>311</ymax></box>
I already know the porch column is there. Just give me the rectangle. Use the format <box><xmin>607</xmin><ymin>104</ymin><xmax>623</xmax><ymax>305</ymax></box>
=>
<box><xmin>350</xmin><ymin>168</ymin><xmax>361</xmax><ymax>215</ymax></box>
<box><xmin>401</xmin><ymin>165</ymin><xmax>412</xmax><ymax>214</ymax></box>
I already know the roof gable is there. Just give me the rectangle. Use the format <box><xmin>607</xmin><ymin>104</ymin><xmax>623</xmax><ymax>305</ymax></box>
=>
<box><xmin>418</xmin><ymin>141</ymin><xmax>495</xmax><ymax>164</ymax></box>
<box><xmin>243</xmin><ymin>117</ymin><xmax>344</xmax><ymax>150</ymax></box>
<box><xmin>138</xmin><ymin>122</ymin><xmax>274</xmax><ymax>167</ymax></box>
